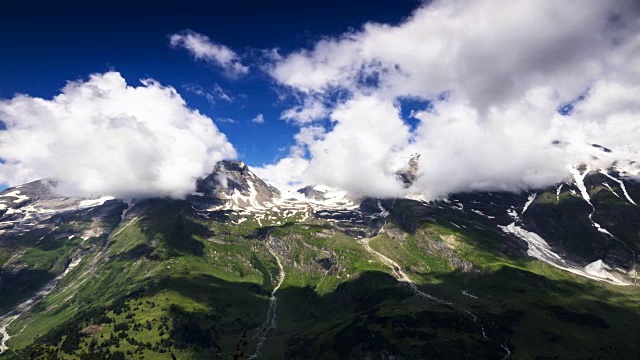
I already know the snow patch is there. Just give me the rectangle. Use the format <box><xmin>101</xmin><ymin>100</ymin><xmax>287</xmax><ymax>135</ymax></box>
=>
<box><xmin>584</xmin><ymin>260</ymin><xmax>623</xmax><ymax>283</ymax></box>
<box><xmin>602</xmin><ymin>183</ymin><xmax>620</xmax><ymax>198</ymax></box>
<box><xmin>376</xmin><ymin>201</ymin><xmax>390</xmax><ymax>218</ymax></box>
<box><xmin>1</xmin><ymin>191</ymin><xmax>29</xmax><ymax>204</ymax></box>
<box><xmin>461</xmin><ymin>290</ymin><xmax>478</xmax><ymax>299</ymax></box>
<box><xmin>507</xmin><ymin>207</ymin><xmax>518</xmax><ymax>220</ymax></box>
<box><xmin>571</xmin><ymin>166</ymin><xmax>618</xmax><ymax>239</ymax></box>
<box><xmin>471</xmin><ymin>209</ymin><xmax>495</xmax><ymax>219</ymax></box>
<box><xmin>570</xmin><ymin>166</ymin><xmax>591</xmax><ymax>203</ymax></box>
<box><xmin>521</xmin><ymin>193</ymin><xmax>537</xmax><ymax>215</ymax></box>
<box><xmin>599</xmin><ymin>170</ymin><xmax>637</xmax><ymax>205</ymax></box>
<box><xmin>0</xmin><ymin>255</ymin><xmax>83</xmax><ymax>354</ymax></box>
<box><xmin>79</xmin><ymin>196</ymin><xmax>115</xmax><ymax>207</ymax></box>
<box><xmin>499</xmin><ymin>223</ymin><xmax>629</xmax><ymax>285</ymax></box>
<box><xmin>556</xmin><ymin>184</ymin><xmax>563</xmax><ymax>202</ymax></box>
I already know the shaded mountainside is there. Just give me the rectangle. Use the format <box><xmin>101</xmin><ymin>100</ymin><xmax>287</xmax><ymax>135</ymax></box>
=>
<box><xmin>0</xmin><ymin>162</ymin><xmax>640</xmax><ymax>359</ymax></box>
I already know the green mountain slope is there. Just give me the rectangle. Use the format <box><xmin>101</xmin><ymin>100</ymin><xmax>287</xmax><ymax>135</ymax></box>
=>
<box><xmin>1</xmin><ymin>163</ymin><xmax>640</xmax><ymax>359</ymax></box>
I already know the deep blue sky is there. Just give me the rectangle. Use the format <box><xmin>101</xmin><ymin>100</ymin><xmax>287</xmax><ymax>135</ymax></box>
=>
<box><xmin>0</xmin><ymin>0</ymin><xmax>421</xmax><ymax>167</ymax></box>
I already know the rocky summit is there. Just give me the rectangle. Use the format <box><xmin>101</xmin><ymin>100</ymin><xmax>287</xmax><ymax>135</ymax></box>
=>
<box><xmin>1</xmin><ymin>160</ymin><xmax>640</xmax><ymax>359</ymax></box>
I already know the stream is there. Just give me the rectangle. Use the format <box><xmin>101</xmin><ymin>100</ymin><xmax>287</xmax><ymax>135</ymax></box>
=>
<box><xmin>0</xmin><ymin>256</ymin><xmax>82</xmax><ymax>354</ymax></box>
<box><xmin>248</xmin><ymin>245</ymin><xmax>285</xmax><ymax>359</ymax></box>
<box><xmin>361</xmin><ymin>218</ymin><xmax>512</xmax><ymax>359</ymax></box>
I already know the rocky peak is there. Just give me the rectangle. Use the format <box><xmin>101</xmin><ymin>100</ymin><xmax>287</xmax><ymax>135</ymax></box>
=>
<box><xmin>296</xmin><ymin>185</ymin><xmax>327</xmax><ymax>201</ymax></box>
<box><xmin>220</xmin><ymin>159</ymin><xmax>250</xmax><ymax>174</ymax></box>
<box><xmin>396</xmin><ymin>153</ymin><xmax>421</xmax><ymax>188</ymax></box>
<box><xmin>0</xmin><ymin>179</ymin><xmax>59</xmax><ymax>214</ymax></box>
<box><xmin>194</xmin><ymin>160</ymin><xmax>281</xmax><ymax>208</ymax></box>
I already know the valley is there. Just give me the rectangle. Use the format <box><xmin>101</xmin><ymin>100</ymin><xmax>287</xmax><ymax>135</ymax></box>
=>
<box><xmin>0</xmin><ymin>161</ymin><xmax>639</xmax><ymax>359</ymax></box>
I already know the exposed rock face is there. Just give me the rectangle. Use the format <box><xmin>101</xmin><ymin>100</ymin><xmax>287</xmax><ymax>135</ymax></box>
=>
<box><xmin>0</xmin><ymin>179</ymin><xmax>125</xmax><ymax>238</ymax></box>
<box><xmin>2</xmin><ymin>159</ymin><xmax>640</xmax><ymax>359</ymax></box>
<box><xmin>296</xmin><ymin>185</ymin><xmax>327</xmax><ymax>201</ymax></box>
<box><xmin>591</xmin><ymin>143</ymin><xmax>612</xmax><ymax>153</ymax></box>
<box><xmin>194</xmin><ymin>160</ymin><xmax>281</xmax><ymax>208</ymax></box>
<box><xmin>3</xmin><ymin>160</ymin><xmax>638</xmax><ymax>283</ymax></box>
<box><xmin>438</xmin><ymin>168</ymin><xmax>640</xmax><ymax>282</ymax></box>
<box><xmin>0</xmin><ymin>179</ymin><xmax>57</xmax><ymax>213</ymax></box>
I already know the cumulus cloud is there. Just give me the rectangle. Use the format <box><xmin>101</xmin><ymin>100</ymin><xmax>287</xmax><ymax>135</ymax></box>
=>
<box><xmin>280</xmin><ymin>95</ymin><xmax>329</xmax><ymax>124</ymax></box>
<box><xmin>257</xmin><ymin>0</ymin><xmax>640</xmax><ymax>199</ymax></box>
<box><xmin>251</xmin><ymin>156</ymin><xmax>309</xmax><ymax>191</ymax></box>
<box><xmin>0</xmin><ymin>71</ymin><xmax>236</xmax><ymax>199</ymax></box>
<box><xmin>251</xmin><ymin>113</ymin><xmax>265</xmax><ymax>124</ymax></box>
<box><xmin>170</xmin><ymin>30</ymin><xmax>249</xmax><ymax>76</ymax></box>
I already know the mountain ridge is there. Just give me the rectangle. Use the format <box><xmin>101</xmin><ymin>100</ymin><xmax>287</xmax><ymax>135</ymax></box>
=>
<box><xmin>0</xmin><ymin>159</ymin><xmax>639</xmax><ymax>359</ymax></box>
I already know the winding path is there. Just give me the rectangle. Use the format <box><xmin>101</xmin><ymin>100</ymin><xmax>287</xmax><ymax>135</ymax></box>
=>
<box><xmin>360</xmin><ymin>228</ymin><xmax>511</xmax><ymax>359</ymax></box>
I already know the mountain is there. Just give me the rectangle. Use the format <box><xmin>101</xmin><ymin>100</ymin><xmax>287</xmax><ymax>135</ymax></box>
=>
<box><xmin>1</xmin><ymin>160</ymin><xmax>640</xmax><ymax>359</ymax></box>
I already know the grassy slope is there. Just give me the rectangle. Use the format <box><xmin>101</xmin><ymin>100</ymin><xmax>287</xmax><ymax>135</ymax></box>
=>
<box><xmin>2</xmin><ymin>198</ymin><xmax>640</xmax><ymax>359</ymax></box>
<box><xmin>372</xmin><ymin>219</ymin><xmax>640</xmax><ymax>359</ymax></box>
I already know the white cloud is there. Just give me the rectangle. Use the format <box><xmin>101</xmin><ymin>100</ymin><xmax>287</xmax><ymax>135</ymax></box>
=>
<box><xmin>216</xmin><ymin>117</ymin><xmax>237</xmax><ymax>124</ymax></box>
<box><xmin>213</xmin><ymin>83</ymin><xmax>233</xmax><ymax>102</ymax></box>
<box><xmin>251</xmin><ymin>157</ymin><xmax>309</xmax><ymax>192</ymax></box>
<box><xmin>302</xmin><ymin>96</ymin><xmax>412</xmax><ymax>197</ymax></box>
<box><xmin>260</xmin><ymin>0</ymin><xmax>640</xmax><ymax>199</ymax></box>
<box><xmin>183</xmin><ymin>83</ymin><xmax>234</xmax><ymax>105</ymax></box>
<box><xmin>0</xmin><ymin>71</ymin><xmax>236</xmax><ymax>199</ymax></box>
<box><xmin>183</xmin><ymin>83</ymin><xmax>217</xmax><ymax>105</ymax></box>
<box><xmin>280</xmin><ymin>95</ymin><xmax>329</xmax><ymax>124</ymax></box>
<box><xmin>251</xmin><ymin>113</ymin><xmax>265</xmax><ymax>124</ymax></box>
<box><xmin>170</xmin><ymin>30</ymin><xmax>249</xmax><ymax>76</ymax></box>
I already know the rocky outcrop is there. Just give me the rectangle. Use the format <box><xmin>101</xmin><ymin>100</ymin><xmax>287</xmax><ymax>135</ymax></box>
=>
<box><xmin>396</xmin><ymin>153</ymin><xmax>420</xmax><ymax>188</ymax></box>
<box><xmin>193</xmin><ymin>160</ymin><xmax>280</xmax><ymax>208</ymax></box>
<box><xmin>296</xmin><ymin>186</ymin><xmax>326</xmax><ymax>201</ymax></box>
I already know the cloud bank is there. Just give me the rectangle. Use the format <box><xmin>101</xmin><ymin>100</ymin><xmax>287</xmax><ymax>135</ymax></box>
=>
<box><xmin>258</xmin><ymin>0</ymin><xmax>640</xmax><ymax>199</ymax></box>
<box><xmin>0</xmin><ymin>71</ymin><xmax>236</xmax><ymax>199</ymax></box>
<box><xmin>170</xmin><ymin>30</ymin><xmax>249</xmax><ymax>77</ymax></box>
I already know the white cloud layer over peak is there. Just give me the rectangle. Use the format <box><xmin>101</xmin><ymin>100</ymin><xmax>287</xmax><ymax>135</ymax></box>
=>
<box><xmin>170</xmin><ymin>30</ymin><xmax>249</xmax><ymax>76</ymax></box>
<box><xmin>258</xmin><ymin>0</ymin><xmax>640</xmax><ymax>199</ymax></box>
<box><xmin>252</xmin><ymin>113</ymin><xmax>265</xmax><ymax>124</ymax></box>
<box><xmin>0</xmin><ymin>71</ymin><xmax>236</xmax><ymax>199</ymax></box>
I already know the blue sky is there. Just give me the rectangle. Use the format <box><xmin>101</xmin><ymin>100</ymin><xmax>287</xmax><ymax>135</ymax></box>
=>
<box><xmin>0</xmin><ymin>0</ymin><xmax>420</xmax><ymax>168</ymax></box>
<box><xmin>1</xmin><ymin>1</ymin><xmax>638</xmax><ymax>199</ymax></box>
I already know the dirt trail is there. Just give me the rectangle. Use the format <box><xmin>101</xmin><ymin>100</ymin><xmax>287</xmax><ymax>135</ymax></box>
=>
<box><xmin>361</xmin><ymin>231</ymin><xmax>511</xmax><ymax>359</ymax></box>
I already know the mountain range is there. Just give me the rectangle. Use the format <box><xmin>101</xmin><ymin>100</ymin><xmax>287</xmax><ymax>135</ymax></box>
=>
<box><xmin>1</xmin><ymin>158</ymin><xmax>639</xmax><ymax>359</ymax></box>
